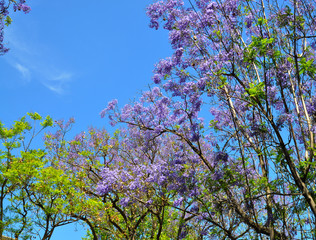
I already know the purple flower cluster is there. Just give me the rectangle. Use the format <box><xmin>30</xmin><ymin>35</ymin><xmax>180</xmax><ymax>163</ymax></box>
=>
<box><xmin>13</xmin><ymin>0</ymin><xmax>31</xmax><ymax>14</ymax></box>
<box><xmin>95</xmin><ymin>0</ymin><xmax>316</xmax><ymax>237</ymax></box>
<box><xmin>0</xmin><ymin>0</ymin><xmax>31</xmax><ymax>55</ymax></box>
<box><xmin>147</xmin><ymin>0</ymin><xmax>183</xmax><ymax>30</ymax></box>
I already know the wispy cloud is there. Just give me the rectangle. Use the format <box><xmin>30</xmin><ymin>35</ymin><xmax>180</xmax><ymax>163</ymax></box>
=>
<box><xmin>51</xmin><ymin>72</ymin><xmax>73</xmax><ymax>81</ymax></box>
<box><xmin>43</xmin><ymin>72</ymin><xmax>73</xmax><ymax>94</ymax></box>
<box><xmin>13</xmin><ymin>63</ymin><xmax>31</xmax><ymax>81</ymax></box>
<box><xmin>4</xmin><ymin>27</ymin><xmax>74</xmax><ymax>94</ymax></box>
<box><xmin>43</xmin><ymin>83</ymin><xmax>64</xmax><ymax>95</ymax></box>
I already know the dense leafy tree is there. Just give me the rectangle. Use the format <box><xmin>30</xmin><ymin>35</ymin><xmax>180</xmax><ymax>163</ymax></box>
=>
<box><xmin>0</xmin><ymin>113</ymin><xmax>53</xmax><ymax>238</ymax></box>
<box><xmin>97</xmin><ymin>0</ymin><xmax>316</xmax><ymax>239</ymax></box>
<box><xmin>0</xmin><ymin>114</ymin><xmax>83</xmax><ymax>240</ymax></box>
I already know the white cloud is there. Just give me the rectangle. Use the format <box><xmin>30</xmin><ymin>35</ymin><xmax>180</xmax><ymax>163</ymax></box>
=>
<box><xmin>43</xmin><ymin>72</ymin><xmax>73</xmax><ymax>94</ymax></box>
<box><xmin>51</xmin><ymin>72</ymin><xmax>73</xmax><ymax>81</ymax></box>
<box><xmin>14</xmin><ymin>63</ymin><xmax>31</xmax><ymax>81</ymax></box>
<box><xmin>43</xmin><ymin>83</ymin><xmax>64</xmax><ymax>94</ymax></box>
<box><xmin>4</xmin><ymin>27</ymin><xmax>74</xmax><ymax>94</ymax></box>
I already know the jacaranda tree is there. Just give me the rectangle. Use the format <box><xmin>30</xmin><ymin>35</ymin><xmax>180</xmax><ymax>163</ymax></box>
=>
<box><xmin>0</xmin><ymin>0</ymin><xmax>31</xmax><ymax>55</ymax></box>
<box><xmin>44</xmin><ymin>121</ymin><xmax>114</xmax><ymax>240</ymax></box>
<box><xmin>46</xmin><ymin>120</ymin><xmax>203</xmax><ymax>239</ymax></box>
<box><xmin>97</xmin><ymin>0</ymin><xmax>316</xmax><ymax>239</ymax></box>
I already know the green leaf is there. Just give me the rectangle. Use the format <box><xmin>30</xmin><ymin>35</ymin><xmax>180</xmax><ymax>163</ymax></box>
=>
<box><xmin>5</xmin><ymin>16</ymin><xmax>12</xmax><ymax>27</ymax></box>
<box><xmin>40</xmin><ymin>116</ymin><xmax>53</xmax><ymax>127</ymax></box>
<box><xmin>27</xmin><ymin>112</ymin><xmax>42</xmax><ymax>120</ymax></box>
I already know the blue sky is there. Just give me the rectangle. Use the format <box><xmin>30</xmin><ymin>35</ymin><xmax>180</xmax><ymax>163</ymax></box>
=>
<box><xmin>1</xmin><ymin>0</ymin><xmax>171</xmax><ymax>131</ymax></box>
<box><xmin>0</xmin><ymin>0</ymin><xmax>171</xmax><ymax>239</ymax></box>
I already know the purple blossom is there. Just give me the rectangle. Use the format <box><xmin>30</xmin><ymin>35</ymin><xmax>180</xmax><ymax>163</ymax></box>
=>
<box><xmin>197</xmin><ymin>78</ymin><xmax>206</xmax><ymax>91</ymax></box>
<box><xmin>14</xmin><ymin>3</ymin><xmax>31</xmax><ymax>13</ymax></box>
<box><xmin>155</xmin><ymin>58</ymin><xmax>174</xmax><ymax>76</ymax></box>
<box><xmin>146</xmin><ymin>0</ymin><xmax>183</xmax><ymax>30</ymax></box>
<box><xmin>146</xmin><ymin>1</ymin><xmax>165</xmax><ymax>30</ymax></box>
<box><xmin>179</xmin><ymin>230</ymin><xmax>188</xmax><ymax>239</ymax></box>
<box><xmin>172</xmin><ymin>47</ymin><xmax>184</xmax><ymax>64</ymax></box>
<box><xmin>152</xmin><ymin>73</ymin><xmax>162</xmax><ymax>84</ymax></box>
<box><xmin>169</xmin><ymin>29</ymin><xmax>192</xmax><ymax>48</ymax></box>
<box><xmin>91</xmin><ymin>0</ymin><xmax>316</xmax><ymax>237</ymax></box>
<box><xmin>212</xmin><ymin>172</ymin><xmax>223</xmax><ymax>180</ymax></box>
<box><xmin>245</xmin><ymin>14</ymin><xmax>254</xmax><ymax>28</ymax></box>
<box><xmin>152</xmin><ymin>86</ymin><xmax>162</xmax><ymax>97</ymax></box>
<box><xmin>0</xmin><ymin>1</ymin><xmax>30</xmax><ymax>54</ymax></box>
<box><xmin>199</xmin><ymin>229</ymin><xmax>208</xmax><ymax>236</ymax></box>
<box><xmin>174</xmin><ymin>197</ymin><xmax>184</xmax><ymax>207</ymax></box>
<box><xmin>190</xmin><ymin>204</ymin><xmax>199</xmax><ymax>213</ymax></box>
<box><xmin>119</xmin><ymin>197</ymin><xmax>131</xmax><ymax>207</ymax></box>
<box><xmin>100</xmin><ymin>99</ymin><xmax>118</xmax><ymax>118</ymax></box>
<box><xmin>145</xmin><ymin>199</ymin><xmax>153</xmax><ymax>207</ymax></box>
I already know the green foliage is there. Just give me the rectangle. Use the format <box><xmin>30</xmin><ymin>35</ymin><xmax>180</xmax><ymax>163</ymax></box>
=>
<box><xmin>4</xmin><ymin>16</ymin><xmax>12</xmax><ymax>27</ymax></box>
<box><xmin>299</xmin><ymin>57</ymin><xmax>316</xmax><ymax>75</ymax></box>
<box><xmin>27</xmin><ymin>112</ymin><xmax>42</xmax><ymax>121</ymax></box>
<box><xmin>244</xmin><ymin>36</ymin><xmax>275</xmax><ymax>63</ymax></box>
<box><xmin>41</xmin><ymin>115</ymin><xmax>54</xmax><ymax>127</ymax></box>
<box><xmin>244</xmin><ymin>82</ymin><xmax>266</xmax><ymax>106</ymax></box>
<box><xmin>0</xmin><ymin>113</ymin><xmax>72</xmax><ymax>239</ymax></box>
<box><xmin>256</xmin><ymin>17</ymin><xmax>268</xmax><ymax>26</ymax></box>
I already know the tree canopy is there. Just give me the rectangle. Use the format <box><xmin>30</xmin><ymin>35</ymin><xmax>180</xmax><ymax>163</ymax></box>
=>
<box><xmin>2</xmin><ymin>0</ymin><xmax>316</xmax><ymax>239</ymax></box>
<box><xmin>98</xmin><ymin>0</ymin><xmax>316</xmax><ymax>238</ymax></box>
